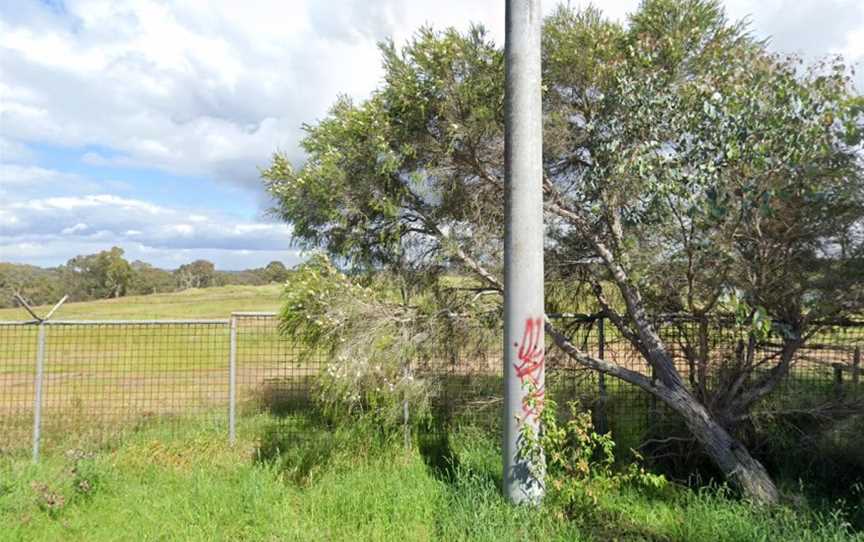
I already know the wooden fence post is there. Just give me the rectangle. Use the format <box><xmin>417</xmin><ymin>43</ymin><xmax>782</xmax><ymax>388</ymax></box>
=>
<box><xmin>833</xmin><ymin>363</ymin><xmax>844</xmax><ymax>400</ymax></box>
<box><xmin>596</xmin><ymin>317</ymin><xmax>608</xmax><ymax>434</ymax></box>
<box><xmin>853</xmin><ymin>346</ymin><xmax>860</xmax><ymax>386</ymax></box>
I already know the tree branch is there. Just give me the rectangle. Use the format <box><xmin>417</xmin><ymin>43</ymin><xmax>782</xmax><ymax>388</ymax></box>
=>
<box><xmin>544</xmin><ymin>197</ymin><xmax>684</xmax><ymax>388</ymax></box>
<box><xmin>545</xmin><ymin>319</ymin><xmax>655</xmax><ymax>392</ymax></box>
<box><xmin>729</xmin><ymin>338</ymin><xmax>802</xmax><ymax>415</ymax></box>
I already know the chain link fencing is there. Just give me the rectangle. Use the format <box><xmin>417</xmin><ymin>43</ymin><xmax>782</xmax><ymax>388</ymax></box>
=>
<box><xmin>0</xmin><ymin>313</ymin><xmax>861</xmax><ymax>462</ymax></box>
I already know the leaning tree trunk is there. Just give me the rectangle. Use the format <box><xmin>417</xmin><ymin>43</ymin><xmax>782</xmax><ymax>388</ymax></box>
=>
<box><xmin>593</xmin><ymin>257</ymin><xmax>779</xmax><ymax>503</ymax></box>
<box><xmin>624</xmin><ymin>331</ymin><xmax>780</xmax><ymax>504</ymax></box>
<box><xmin>433</xmin><ymin>208</ymin><xmax>781</xmax><ymax>504</ymax></box>
<box><xmin>653</xmin><ymin>382</ymin><xmax>779</xmax><ymax>504</ymax></box>
<box><xmin>620</xmin><ymin>322</ymin><xmax>780</xmax><ymax>502</ymax></box>
<box><xmin>547</xmin><ymin>325</ymin><xmax>780</xmax><ymax>504</ymax></box>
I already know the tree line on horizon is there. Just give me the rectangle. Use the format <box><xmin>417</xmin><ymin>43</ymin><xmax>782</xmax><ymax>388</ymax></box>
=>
<box><xmin>0</xmin><ymin>246</ymin><xmax>293</xmax><ymax>309</ymax></box>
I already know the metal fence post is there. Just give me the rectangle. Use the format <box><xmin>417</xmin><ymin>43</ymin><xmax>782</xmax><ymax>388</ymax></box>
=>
<box><xmin>32</xmin><ymin>323</ymin><xmax>46</xmax><ymax>462</ymax></box>
<box><xmin>228</xmin><ymin>316</ymin><xmax>237</xmax><ymax>445</ymax></box>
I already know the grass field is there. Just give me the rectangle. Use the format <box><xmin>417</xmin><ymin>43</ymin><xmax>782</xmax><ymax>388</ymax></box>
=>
<box><xmin>0</xmin><ymin>284</ymin><xmax>284</xmax><ymax>321</ymax></box>
<box><xmin>0</xmin><ymin>285</ymin><xmax>302</xmax><ymax>455</ymax></box>
<box><xmin>1</xmin><ymin>412</ymin><xmax>860</xmax><ymax>542</ymax></box>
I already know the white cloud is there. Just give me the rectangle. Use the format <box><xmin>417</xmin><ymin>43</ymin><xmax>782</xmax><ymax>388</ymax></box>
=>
<box><xmin>0</xmin><ymin>1</ymin><xmax>516</xmax><ymax>189</ymax></box>
<box><xmin>0</xmin><ymin>156</ymin><xmax>297</xmax><ymax>267</ymax></box>
<box><xmin>2</xmin><ymin>1</ymin><xmax>859</xmax><ymax>190</ymax></box>
<box><xmin>11</xmin><ymin>194</ymin><xmax>165</xmax><ymax>214</ymax></box>
<box><xmin>61</xmin><ymin>223</ymin><xmax>89</xmax><ymax>235</ymax></box>
<box><xmin>0</xmin><ymin>210</ymin><xmax>19</xmax><ymax>226</ymax></box>
<box><xmin>0</xmin><ymin>0</ymin><xmax>383</xmax><ymax>187</ymax></box>
<box><xmin>1</xmin><ymin>164</ymin><xmax>83</xmax><ymax>186</ymax></box>
<box><xmin>2</xmin><ymin>193</ymin><xmax>291</xmax><ymax>247</ymax></box>
<box><xmin>168</xmin><ymin>224</ymin><xmax>195</xmax><ymax>236</ymax></box>
<box><xmin>0</xmin><ymin>137</ymin><xmax>35</xmax><ymax>164</ymax></box>
<box><xmin>0</xmin><ymin>163</ymin><xmax>112</xmax><ymax>198</ymax></box>
<box><xmin>0</xmin><ymin>0</ymin><xmax>860</xmax><ymax>268</ymax></box>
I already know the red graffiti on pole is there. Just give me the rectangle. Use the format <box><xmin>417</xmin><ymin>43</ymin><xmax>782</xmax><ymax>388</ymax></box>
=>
<box><xmin>513</xmin><ymin>316</ymin><xmax>545</xmax><ymax>423</ymax></box>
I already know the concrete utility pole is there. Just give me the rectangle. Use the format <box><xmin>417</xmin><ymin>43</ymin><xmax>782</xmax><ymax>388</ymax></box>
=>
<box><xmin>503</xmin><ymin>0</ymin><xmax>545</xmax><ymax>505</ymax></box>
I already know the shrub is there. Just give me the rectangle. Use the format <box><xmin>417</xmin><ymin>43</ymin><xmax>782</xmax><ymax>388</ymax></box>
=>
<box><xmin>521</xmin><ymin>397</ymin><xmax>667</xmax><ymax>520</ymax></box>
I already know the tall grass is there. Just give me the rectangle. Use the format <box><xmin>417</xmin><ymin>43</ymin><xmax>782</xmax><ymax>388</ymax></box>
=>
<box><xmin>1</xmin><ymin>412</ymin><xmax>860</xmax><ymax>542</ymax></box>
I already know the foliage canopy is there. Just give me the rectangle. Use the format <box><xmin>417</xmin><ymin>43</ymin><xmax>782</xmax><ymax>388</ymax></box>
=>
<box><xmin>265</xmin><ymin>0</ymin><xmax>864</xmax><ymax>503</ymax></box>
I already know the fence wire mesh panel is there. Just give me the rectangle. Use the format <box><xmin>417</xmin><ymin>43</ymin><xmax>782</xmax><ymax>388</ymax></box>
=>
<box><xmin>548</xmin><ymin>317</ymin><xmax>649</xmax><ymax>450</ymax></box>
<box><xmin>0</xmin><ymin>323</ymin><xmax>37</xmax><ymax>456</ymax></box>
<box><xmin>602</xmin><ymin>316</ymin><xmax>863</xmax><ymax>463</ymax></box>
<box><xmin>233</xmin><ymin>313</ymin><xmax>322</xmax><ymax>443</ymax></box>
<box><xmin>418</xmin><ymin>317</ymin><xmax>646</xmax><ymax>446</ymax></box>
<box><xmin>38</xmin><ymin>321</ymin><xmax>230</xmax><ymax>453</ymax></box>
<box><xmin>418</xmin><ymin>322</ymin><xmax>502</xmax><ymax>432</ymax></box>
<box><xmin>416</xmin><ymin>314</ymin><xmax>863</xmax><ymax>462</ymax></box>
<box><xmin>0</xmin><ymin>311</ymin><xmax>860</xmax><ymax>460</ymax></box>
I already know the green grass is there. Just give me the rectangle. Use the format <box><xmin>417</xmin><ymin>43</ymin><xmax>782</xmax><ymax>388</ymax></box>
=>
<box><xmin>0</xmin><ymin>284</ymin><xmax>284</xmax><ymax>321</ymax></box>
<box><xmin>1</xmin><ymin>413</ymin><xmax>859</xmax><ymax>542</ymax></box>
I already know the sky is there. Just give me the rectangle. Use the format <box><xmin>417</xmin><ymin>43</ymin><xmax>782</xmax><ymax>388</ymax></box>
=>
<box><xmin>1</xmin><ymin>0</ymin><xmax>862</xmax><ymax>270</ymax></box>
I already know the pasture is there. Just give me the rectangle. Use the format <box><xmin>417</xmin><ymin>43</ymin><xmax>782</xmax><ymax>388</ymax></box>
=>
<box><xmin>0</xmin><ymin>285</ymin><xmax>284</xmax><ymax>321</ymax></box>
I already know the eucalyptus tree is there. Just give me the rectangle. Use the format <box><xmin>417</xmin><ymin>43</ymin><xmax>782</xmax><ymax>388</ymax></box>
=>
<box><xmin>264</xmin><ymin>0</ymin><xmax>864</xmax><ymax>503</ymax></box>
<box><xmin>174</xmin><ymin>260</ymin><xmax>216</xmax><ymax>290</ymax></box>
<box><xmin>62</xmin><ymin>247</ymin><xmax>134</xmax><ymax>300</ymax></box>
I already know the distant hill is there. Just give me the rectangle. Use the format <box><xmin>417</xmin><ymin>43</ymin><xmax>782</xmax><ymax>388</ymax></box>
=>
<box><xmin>0</xmin><ymin>250</ymin><xmax>292</xmax><ymax>309</ymax></box>
<box><xmin>0</xmin><ymin>284</ymin><xmax>283</xmax><ymax>321</ymax></box>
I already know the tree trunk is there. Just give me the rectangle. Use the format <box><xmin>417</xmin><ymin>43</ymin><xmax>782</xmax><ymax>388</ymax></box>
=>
<box><xmin>435</xmin><ymin>210</ymin><xmax>781</xmax><ymax>504</ymax></box>
<box><xmin>546</xmin><ymin>323</ymin><xmax>780</xmax><ymax>504</ymax></box>
<box><xmin>658</xmin><ymin>384</ymin><xmax>779</xmax><ymax>504</ymax></box>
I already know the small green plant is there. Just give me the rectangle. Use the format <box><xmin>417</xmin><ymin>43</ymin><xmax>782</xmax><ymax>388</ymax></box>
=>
<box><xmin>68</xmin><ymin>454</ymin><xmax>100</xmax><ymax>501</ymax></box>
<box><xmin>520</xmin><ymin>396</ymin><xmax>666</xmax><ymax>519</ymax></box>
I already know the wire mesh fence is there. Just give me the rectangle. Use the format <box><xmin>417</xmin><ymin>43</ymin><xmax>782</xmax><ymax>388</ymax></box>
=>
<box><xmin>232</xmin><ymin>313</ymin><xmax>322</xmax><ymax>442</ymax></box>
<box><xmin>0</xmin><ymin>322</ymin><xmax>37</xmax><ymax>456</ymax></box>
<box><xmin>419</xmin><ymin>314</ymin><xmax>863</xmax><ymax>459</ymax></box>
<box><xmin>0</xmin><ymin>312</ymin><xmax>861</xmax><ymax>460</ymax></box>
<box><xmin>1</xmin><ymin>320</ymin><xmax>233</xmax><ymax>457</ymax></box>
<box><xmin>39</xmin><ymin>321</ymin><xmax>231</xmax><ymax>454</ymax></box>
